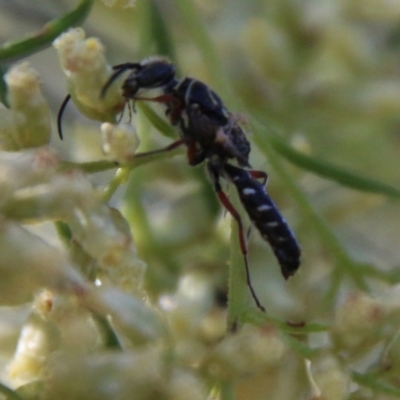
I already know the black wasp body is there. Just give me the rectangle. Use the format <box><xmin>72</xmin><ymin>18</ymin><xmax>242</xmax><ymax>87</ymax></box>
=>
<box><xmin>60</xmin><ymin>57</ymin><xmax>301</xmax><ymax>311</ymax></box>
<box><xmin>167</xmin><ymin>77</ymin><xmax>251</xmax><ymax>168</ymax></box>
<box><xmin>101</xmin><ymin>58</ymin><xmax>251</xmax><ymax>168</ymax></box>
<box><xmin>222</xmin><ymin>163</ymin><xmax>300</xmax><ymax>279</ymax></box>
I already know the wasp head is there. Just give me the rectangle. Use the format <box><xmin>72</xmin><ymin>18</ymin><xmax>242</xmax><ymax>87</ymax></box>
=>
<box><xmin>122</xmin><ymin>58</ymin><xmax>177</xmax><ymax>98</ymax></box>
<box><xmin>101</xmin><ymin>57</ymin><xmax>177</xmax><ymax>100</ymax></box>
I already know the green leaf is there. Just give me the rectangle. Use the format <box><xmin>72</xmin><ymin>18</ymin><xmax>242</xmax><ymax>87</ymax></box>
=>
<box><xmin>266</xmin><ymin>133</ymin><xmax>400</xmax><ymax>199</ymax></box>
<box><xmin>0</xmin><ymin>0</ymin><xmax>94</xmax><ymax>62</ymax></box>
<box><xmin>352</xmin><ymin>371</ymin><xmax>400</xmax><ymax>397</ymax></box>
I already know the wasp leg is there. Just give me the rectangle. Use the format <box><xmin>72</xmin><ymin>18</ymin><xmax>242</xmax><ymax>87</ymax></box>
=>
<box><xmin>208</xmin><ymin>164</ymin><xmax>266</xmax><ymax>312</ymax></box>
<box><xmin>134</xmin><ymin>138</ymin><xmax>186</xmax><ymax>159</ymax></box>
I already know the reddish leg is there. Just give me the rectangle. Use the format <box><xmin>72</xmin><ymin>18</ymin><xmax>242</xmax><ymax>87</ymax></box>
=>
<box><xmin>134</xmin><ymin>138</ymin><xmax>186</xmax><ymax>159</ymax></box>
<box><xmin>210</xmin><ymin>167</ymin><xmax>265</xmax><ymax>312</ymax></box>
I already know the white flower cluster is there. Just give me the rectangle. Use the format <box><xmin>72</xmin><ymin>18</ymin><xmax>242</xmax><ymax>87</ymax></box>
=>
<box><xmin>53</xmin><ymin>28</ymin><xmax>124</xmax><ymax>123</ymax></box>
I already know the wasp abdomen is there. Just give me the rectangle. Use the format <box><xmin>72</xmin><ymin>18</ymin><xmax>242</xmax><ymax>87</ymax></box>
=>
<box><xmin>224</xmin><ymin>163</ymin><xmax>301</xmax><ymax>279</ymax></box>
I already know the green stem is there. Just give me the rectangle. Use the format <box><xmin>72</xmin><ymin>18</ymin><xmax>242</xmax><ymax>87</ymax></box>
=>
<box><xmin>0</xmin><ymin>0</ymin><xmax>94</xmax><ymax>62</ymax></box>
<box><xmin>171</xmin><ymin>0</ymin><xmax>226</xmax><ymax>91</ymax></box>
<box><xmin>102</xmin><ymin>167</ymin><xmax>130</xmax><ymax>202</ymax></box>
<box><xmin>267</xmin><ymin>133</ymin><xmax>400</xmax><ymax>199</ymax></box>
<box><xmin>352</xmin><ymin>371</ymin><xmax>400</xmax><ymax>397</ymax></box>
<box><xmin>60</xmin><ymin>145</ymin><xmax>184</xmax><ymax>174</ymax></box>
<box><xmin>226</xmin><ymin>218</ymin><xmax>251</xmax><ymax>330</ymax></box>
<box><xmin>59</xmin><ymin>159</ymin><xmax>117</xmax><ymax>173</ymax></box>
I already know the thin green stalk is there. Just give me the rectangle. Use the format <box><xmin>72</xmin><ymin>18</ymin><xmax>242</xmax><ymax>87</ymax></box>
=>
<box><xmin>171</xmin><ymin>0</ymin><xmax>227</xmax><ymax>91</ymax></box>
<box><xmin>59</xmin><ymin>159</ymin><xmax>118</xmax><ymax>174</ymax></box>
<box><xmin>102</xmin><ymin>167</ymin><xmax>130</xmax><ymax>202</ymax></box>
<box><xmin>267</xmin><ymin>133</ymin><xmax>400</xmax><ymax>200</ymax></box>
<box><xmin>352</xmin><ymin>371</ymin><xmax>400</xmax><ymax>398</ymax></box>
<box><xmin>147</xmin><ymin>0</ymin><xmax>177</xmax><ymax>62</ymax></box>
<box><xmin>243</xmin><ymin>308</ymin><xmax>329</xmax><ymax>333</ymax></box>
<box><xmin>60</xmin><ymin>145</ymin><xmax>184</xmax><ymax>174</ymax></box>
<box><xmin>102</xmin><ymin>147</ymin><xmax>185</xmax><ymax>200</ymax></box>
<box><xmin>226</xmin><ymin>219</ymin><xmax>251</xmax><ymax>330</ymax></box>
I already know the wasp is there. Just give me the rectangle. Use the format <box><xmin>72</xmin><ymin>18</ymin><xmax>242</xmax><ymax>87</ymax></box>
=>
<box><xmin>58</xmin><ymin>57</ymin><xmax>301</xmax><ymax>311</ymax></box>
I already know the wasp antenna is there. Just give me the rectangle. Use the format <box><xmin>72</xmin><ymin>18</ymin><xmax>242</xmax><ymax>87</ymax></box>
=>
<box><xmin>100</xmin><ymin>63</ymin><xmax>140</xmax><ymax>99</ymax></box>
<box><xmin>57</xmin><ymin>94</ymin><xmax>71</xmax><ymax>140</ymax></box>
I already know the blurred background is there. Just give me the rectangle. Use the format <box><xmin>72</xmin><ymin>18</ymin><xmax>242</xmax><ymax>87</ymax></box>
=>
<box><xmin>0</xmin><ymin>0</ymin><xmax>400</xmax><ymax>400</ymax></box>
<box><xmin>1</xmin><ymin>2</ymin><xmax>400</xmax><ymax>396</ymax></box>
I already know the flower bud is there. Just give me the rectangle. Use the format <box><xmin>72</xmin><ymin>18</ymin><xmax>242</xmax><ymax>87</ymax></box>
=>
<box><xmin>53</xmin><ymin>28</ymin><xmax>124</xmax><ymax>123</ymax></box>
<box><xmin>101</xmin><ymin>122</ymin><xmax>140</xmax><ymax>162</ymax></box>
<box><xmin>3</xmin><ymin>62</ymin><xmax>51</xmax><ymax>149</ymax></box>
